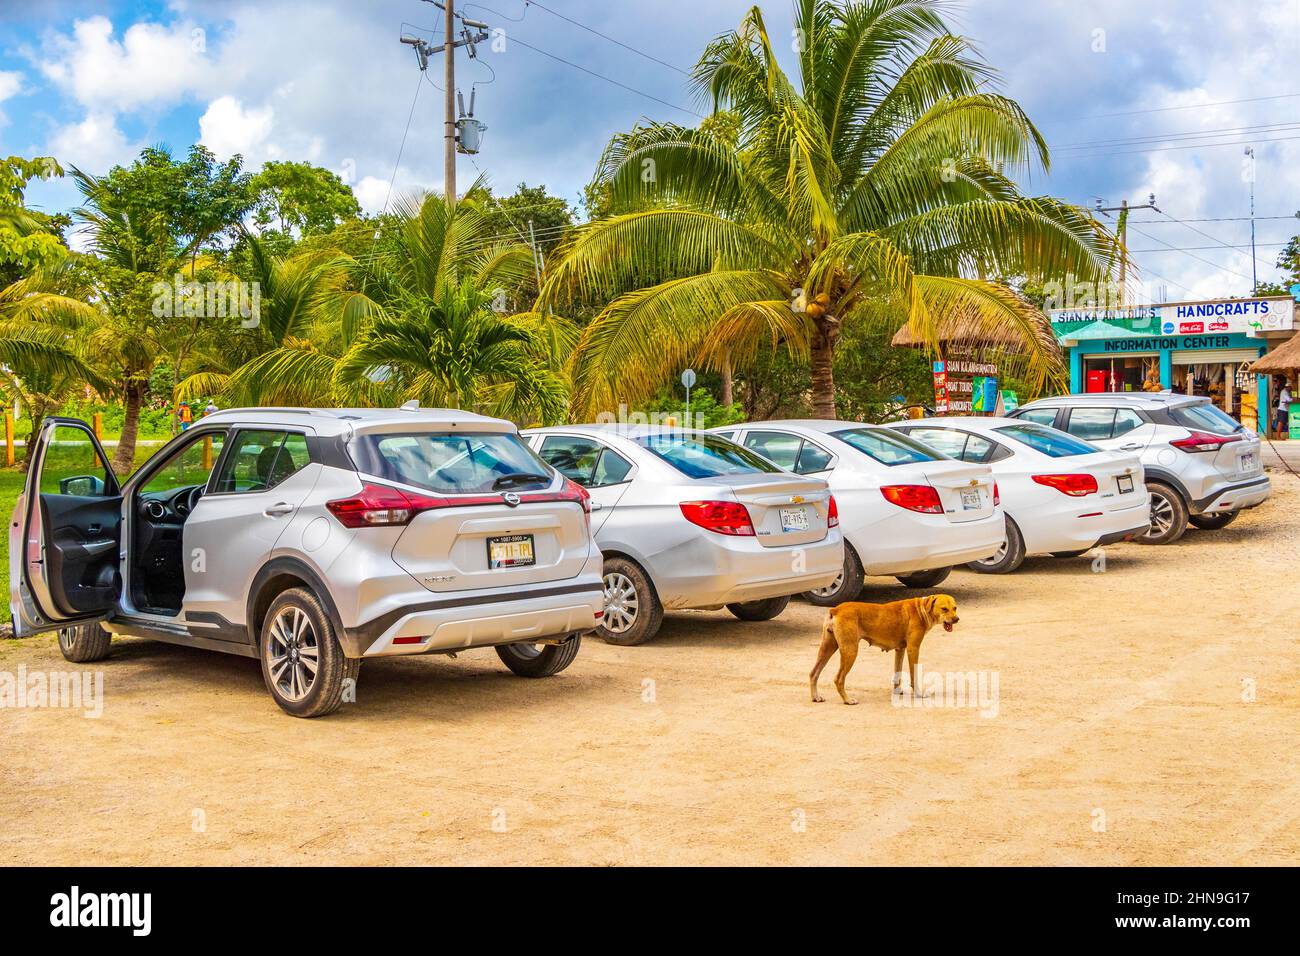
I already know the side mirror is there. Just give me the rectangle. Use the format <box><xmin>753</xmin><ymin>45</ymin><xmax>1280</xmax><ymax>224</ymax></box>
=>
<box><xmin>60</xmin><ymin>475</ymin><xmax>105</xmax><ymax>497</ymax></box>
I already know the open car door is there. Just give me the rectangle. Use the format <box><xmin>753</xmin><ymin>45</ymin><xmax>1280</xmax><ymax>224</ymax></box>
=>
<box><xmin>9</xmin><ymin>417</ymin><xmax>122</xmax><ymax>637</ymax></box>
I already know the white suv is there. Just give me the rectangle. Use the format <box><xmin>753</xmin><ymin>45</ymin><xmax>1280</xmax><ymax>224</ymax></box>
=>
<box><xmin>10</xmin><ymin>408</ymin><xmax>604</xmax><ymax>717</ymax></box>
<box><xmin>1008</xmin><ymin>393</ymin><xmax>1270</xmax><ymax>544</ymax></box>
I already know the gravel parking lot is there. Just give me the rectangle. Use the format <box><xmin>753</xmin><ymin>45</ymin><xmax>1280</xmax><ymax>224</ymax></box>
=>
<box><xmin>2</xmin><ymin>478</ymin><xmax>1297</xmax><ymax>866</ymax></box>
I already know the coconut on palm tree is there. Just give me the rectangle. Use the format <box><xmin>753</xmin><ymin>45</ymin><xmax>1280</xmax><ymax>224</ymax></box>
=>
<box><xmin>542</xmin><ymin>0</ymin><xmax>1118</xmax><ymax>419</ymax></box>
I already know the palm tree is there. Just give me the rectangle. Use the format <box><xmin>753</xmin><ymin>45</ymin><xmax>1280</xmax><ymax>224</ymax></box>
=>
<box><xmin>542</xmin><ymin>0</ymin><xmax>1117</xmax><ymax>418</ymax></box>
<box><xmin>214</xmin><ymin>190</ymin><xmax>574</xmax><ymax>422</ymax></box>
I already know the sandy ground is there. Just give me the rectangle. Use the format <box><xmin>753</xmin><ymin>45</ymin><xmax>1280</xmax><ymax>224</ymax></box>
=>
<box><xmin>2</xmin><ymin>477</ymin><xmax>1298</xmax><ymax>867</ymax></box>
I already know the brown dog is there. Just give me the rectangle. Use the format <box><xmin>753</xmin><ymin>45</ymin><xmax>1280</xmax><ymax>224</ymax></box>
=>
<box><xmin>809</xmin><ymin>594</ymin><xmax>959</xmax><ymax>704</ymax></box>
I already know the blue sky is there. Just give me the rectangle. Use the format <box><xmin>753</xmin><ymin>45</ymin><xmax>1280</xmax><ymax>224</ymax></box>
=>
<box><xmin>3</xmin><ymin>0</ymin><xmax>1299</xmax><ymax>301</ymax></box>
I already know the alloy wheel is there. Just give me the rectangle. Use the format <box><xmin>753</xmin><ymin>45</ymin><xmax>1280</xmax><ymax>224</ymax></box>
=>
<box><xmin>808</xmin><ymin>569</ymin><xmax>844</xmax><ymax>599</ymax></box>
<box><xmin>602</xmin><ymin>571</ymin><xmax>639</xmax><ymax>633</ymax></box>
<box><xmin>266</xmin><ymin>606</ymin><xmax>320</xmax><ymax>702</ymax></box>
<box><xmin>1148</xmin><ymin>493</ymin><xmax>1174</xmax><ymax>539</ymax></box>
<box><xmin>978</xmin><ymin>538</ymin><xmax>1010</xmax><ymax>566</ymax></box>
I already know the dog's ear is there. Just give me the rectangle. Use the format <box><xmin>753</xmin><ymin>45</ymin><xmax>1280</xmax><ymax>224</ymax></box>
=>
<box><xmin>922</xmin><ymin>594</ymin><xmax>940</xmax><ymax>619</ymax></box>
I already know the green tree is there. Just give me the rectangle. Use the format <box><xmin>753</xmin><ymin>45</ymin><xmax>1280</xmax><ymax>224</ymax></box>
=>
<box><xmin>544</xmin><ymin>0</ymin><xmax>1116</xmax><ymax>419</ymax></box>
<box><xmin>0</xmin><ymin>155</ymin><xmax>70</xmax><ymax>285</ymax></box>
<box><xmin>249</xmin><ymin>160</ymin><xmax>361</xmax><ymax>236</ymax></box>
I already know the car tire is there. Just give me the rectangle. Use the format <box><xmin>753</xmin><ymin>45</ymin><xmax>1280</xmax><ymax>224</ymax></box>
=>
<box><xmin>804</xmin><ymin>544</ymin><xmax>865</xmax><ymax>607</ymax></box>
<box><xmin>259</xmin><ymin>587</ymin><xmax>359</xmax><ymax>718</ymax></box>
<box><xmin>726</xmin><ymin>595</ymin><xmax>791</xmax><ymax>621</ymax></box>
<box><xmin>1138</xmin><ymin>482</ymin><xmax>1188</xmax><ymax>545</ymax></box>
<box><xmin>1050</xmin><ymin>549</ymin><xmax>1091</xmax><ymax>558</ymax></box>
<box><xmin>1189</xmin><ymin>511</ymin><xmax>1238</xmax><ymax>531</ymax></box>
<box><xmin>597</xmin><ymin>557</ymin><xmax>663</xmax><ymax>646</ymax></box>
<box><xmin>496</xmin><ymin>634</ymin><xmax>582</xmax><ymax>677</ymax></box>
<box><xmin>57</xmin><ymin>622</ymin><xmax>111</xmax><ymax>663</ymax></box>
<box><xmin>967</xmin><ymin>518</ymin><xmax>1027</xmax><ymax>574</ymax></box>
<box><xmin>895</xmin><ymin>566</ymin><xmax>952</xmax><ymax>589</ymax></box>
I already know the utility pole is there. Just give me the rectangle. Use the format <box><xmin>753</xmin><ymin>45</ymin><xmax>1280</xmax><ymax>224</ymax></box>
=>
<box><xmin>1245</xmin><ymin>146</ymin><xmax>1257</xmax><ymax>292</ymax></box>
<box><xmin>1095</xmin><ymin>195</ymin><xmax>1158</xmax><ymax>306</ymax></box>
<box><xmin>401</xmin><ymin>1</ymin><xmax>490</xmax><ymax>204</ymax></box>
<box><xmin>442</xmin><ymin>0</ymin><xmax>456</xmax><ymax>202</ymax></box>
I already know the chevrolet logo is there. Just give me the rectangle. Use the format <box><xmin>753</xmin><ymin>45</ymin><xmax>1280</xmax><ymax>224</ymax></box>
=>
<box><xmin>969</xmin><ymin>479</ymin><xmax>979</xmax><ymax>487</ymax></box>
<box><xmin>789</xmin><ymin>495</ymin><xmax>805</xmax><ymax>504</ymax></box>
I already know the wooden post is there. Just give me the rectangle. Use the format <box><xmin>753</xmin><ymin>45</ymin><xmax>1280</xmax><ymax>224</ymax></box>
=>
<box><xmin>4</xmin><ymin>412</ymin><xmax>13</xmax><ymax>467</ymax></box>
<box><xmin>92</xmin><ymin>412</ymin><xmax>103</xmax><ymax>440</ymax></box>
<box><xmin>202</xmin><ymin>436</ymin><xmax>213</xmax><ymax>471</ymax></box>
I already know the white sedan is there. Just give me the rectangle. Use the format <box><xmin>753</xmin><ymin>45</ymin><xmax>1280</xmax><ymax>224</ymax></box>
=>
<box><xmin>710</xmin><ymin>420</ymin><xmax>1004</xmax><ymax>604</ymax></box>
<box><xmin>885</xmin><ymin>417</ymin><xmax>1151</xmax><ymax>573</ymax></box>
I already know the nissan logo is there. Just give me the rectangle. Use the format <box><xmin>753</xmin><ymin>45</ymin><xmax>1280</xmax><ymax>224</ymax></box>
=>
<box><xmin>503</xmin><ymin>492</ymin><xmax>521</xmax><ymax>507</ymax></box>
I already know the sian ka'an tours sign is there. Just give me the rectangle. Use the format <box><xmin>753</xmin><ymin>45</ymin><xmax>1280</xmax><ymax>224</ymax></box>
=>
<box><xmin>933</xmin><ymin>348</ymin><xmax>999</xmax><ymax>415</ymax></box>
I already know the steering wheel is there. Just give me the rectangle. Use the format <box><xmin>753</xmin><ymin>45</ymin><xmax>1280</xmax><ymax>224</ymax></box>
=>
<box><xmin>176</xmin><ymin>485</ymin><xmax>205</xmax><ymax>518</ymax></box>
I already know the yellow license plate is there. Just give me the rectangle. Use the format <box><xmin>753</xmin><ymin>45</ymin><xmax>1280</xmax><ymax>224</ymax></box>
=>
<box><xmin>488</xmin><ymin>534</ymin><xmax>535</xmax><ymax>569</ymax></box>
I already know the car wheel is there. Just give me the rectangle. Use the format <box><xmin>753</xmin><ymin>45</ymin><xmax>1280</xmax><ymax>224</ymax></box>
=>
<box><xmin>496</xmin><ymin>634</ymin><xmax>582</xmax><ymax>677</ymax></box>
<box><xmin>896</xmin><ymin>566</ymin><xmax>952</xmax><ymax>589</ymax></box>
<box><xmin>259</xmin><ymin>587</ymin><xmax>359</xmax><ymax>718</ymax></box>
<box><xmin>56</xmin><ymin>622</ymin><xmax>111</xmax><ymax>663</ymax></box>
<box><xmin>1189</xmin><ymin>511</ymin><xmax>1238</xmax><ymax>531</ymax></box>
<box><xmin>967</xmin><ymin>519</ymin><xmax>1026</xmax><ymax>574</ymax></box>
<box><xmin>804</xmin><ymin>544</ymin><xmax>865</xmax><ymax>607</ymax></box>
<box><xmin>726</xmin><ymin>595</ymin><xmax>790</xmax><ymax>621</ymax></box>
<box><xmin>597</xmin><ymin>557</ymin><xmax>663</xmax><ymax>646</ymax></box>
<box><xmin>1050</xmin><ymin>549</ymin><xmax>1091</xmax><ymax>558</ymax></box>
<box><xmin>1138</xmin><ymin>482</ymin><xmax>1188</xmax><ymax>545</ymax></box>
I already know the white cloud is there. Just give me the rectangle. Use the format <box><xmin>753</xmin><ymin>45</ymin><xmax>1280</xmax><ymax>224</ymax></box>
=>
<box><xmin>37</xmin><ymin>15</ymin><xmax>212</xmax><ymax>113</ymax></box>
<box><xmin>47</xmin><ymin>111</ymin><xmax>136</xmax><ymax>172</ymax></box>
<box><xmin>198</xmin><ymin>95</ymin><xmax>275</xmax><ymax>162</ymax></box>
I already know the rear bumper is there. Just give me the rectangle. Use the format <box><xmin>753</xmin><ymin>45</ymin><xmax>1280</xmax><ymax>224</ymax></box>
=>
<box><xmin>1025</xmin><ymin>496</ymin><xmax>1152</xmax><ymax>553</ymax></box>
<box><xmin>850</xmin><ymin>511</ymin><xmax>1005</xmax><ymax>576</ymax></box>
<box><xmin>1192</xmin><ymin>475</ymin><xmax>1271</xmax><ymax>515</ymax></box>
<box><xmin>649</xmin><ymin>529</ymin><xmax>844</xmax><ymax>609</ymax></box>
<box><xmin>344</xmin><ymin>575</ymin><xmax>604</xmax><ymax>657</ymax></box>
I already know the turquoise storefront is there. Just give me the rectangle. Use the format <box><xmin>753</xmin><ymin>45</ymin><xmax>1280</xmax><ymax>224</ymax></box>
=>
<box><xmin>1050</xmin><ymin>297</ymin><xmax>1296</xmax><ymax>435</ymax></box>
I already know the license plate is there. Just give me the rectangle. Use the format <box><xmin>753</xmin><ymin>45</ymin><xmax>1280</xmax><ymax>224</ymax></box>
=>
<box><xmin>1117</xmin><ymin>474</ymin><xmax>1134</xmax><ymax>494</ymax></box>
<box><xmin>1239</xmin><ymin>453</ymin><xmax>1256</xmax><ymax>473</ymax></box>
<box><xmin>959</xmin><ymin>488</ymin><xmax>981</xmax><ymax>510</ymax></box>
<box><xmin>487</xmin><ymin>534</ymin><xmax>535</xmax><ymax>569</ymax></box>
<box><xmin>779</xmin><ymin>507</ymin><xmax>809</xmax><ymax>532</ymax></box>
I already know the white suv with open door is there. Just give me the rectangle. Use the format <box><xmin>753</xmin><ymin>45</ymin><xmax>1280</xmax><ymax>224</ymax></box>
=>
<box><xmin>1008</xmin><ymin>393</ymin><xmax>1270</xmax><ymax>544</ymax></box>
<box><xmin>10</xmin><ymin>409</ymin><xmax>604</xmax><ymax>717</ymax></box>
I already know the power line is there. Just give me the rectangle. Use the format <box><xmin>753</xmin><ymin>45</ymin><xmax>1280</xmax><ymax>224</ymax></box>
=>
<box><xmin>1052</xmin><ymin>132</ymin><xmax>1300</xmax><ymax>160</ymax></box>
<box><xmin>507</xmin><ymin>33</ymin><xmax>703</xmax><ymax>118</ymax></box>
<box><xmin>1128</xmin><ymin>242</ymin><xmax>1289</xmax><ymax>253</ymax></box>
<box><xmin>1057</xmin><ymin>90</ymin><xmax>1300</xmax><ymax>122</ymax></box>
<box><xmin>523</xmin><ymin>0</ymin><xmax>692</xmax><ymax>76</ymax></box>
<box><xmin>1126</xmin><ymin>222</ymin><xmax>1256</xmax><ymax>284</ymax></box>
<box><xmin>1053</xmin><ymin>120</ymin><xmax>1300</xmax><ymax>151</ymax></box>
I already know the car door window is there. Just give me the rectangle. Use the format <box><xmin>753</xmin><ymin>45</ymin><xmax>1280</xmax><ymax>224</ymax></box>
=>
<box><xmin>1016</xmin><ymin>407</ymin><xmax>1060</xmax><ymax>427</ymax></box>
<box><xmin>538</xmin><ymin>435</ymin><xmax>602</xmax><ymax>485</ymax></box>
<box><xmin>39</xmin><ymin>423</ymin><xmax>117</xmax><ymax>497</ymax></box>
<box><xmin>213</xmin><ymin>430</ymin><xmax>309</xmax><ymax>493</ymax></box>
<box><xmin>140</xmin><ymin>432</ymin><xmax>226</xmax><ymax>495</ymax></box>
<box><xmin>1066</xmin><ymin>408</ymin><xmax>1117</xmax><ymax>441</ymax></box>
<box><xmin>795</xmin><ymin>440</ymin><xmax>833</xmax><ymax>474</ymax></box>
<box><xmin>592</xmin><ymin>448</ymin><xmax>633</xmax><ymax>486</ymax></box>
<box><xmin>906</xmin><ymin>427</ymin><xmax>968</xmax><ymax>460</ymax></box>
<box><xmin>962</xmin><ymin>434</ymin><xmax>998</xmax><ymax>463</ymax></box>
<box><xmin>743</xmin><ymin>430</ymin><xmax>801</xmax><ymax>470</ymax></box>
<box><xmin>1112</xmin><ymin>409</ymin><xmax>1144</xmax><ymax>437</ymax></box>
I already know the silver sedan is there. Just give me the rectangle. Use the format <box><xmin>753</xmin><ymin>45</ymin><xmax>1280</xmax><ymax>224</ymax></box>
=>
<box><xmin>522</xmin><ymin>425</ymin><xmax>844</xmax><ymax>645</ymax></box>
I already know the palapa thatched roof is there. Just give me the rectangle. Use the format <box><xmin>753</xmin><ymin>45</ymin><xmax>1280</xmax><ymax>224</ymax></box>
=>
<box><xmin>1250</xmin><ymin>334</ymin><xmax>1300</xmax><ymax>374</ymax></box>
<box><xmin>890</xmin><ymin>309</ymin><xmax>1062</xmax><ymax>360</ymax></box>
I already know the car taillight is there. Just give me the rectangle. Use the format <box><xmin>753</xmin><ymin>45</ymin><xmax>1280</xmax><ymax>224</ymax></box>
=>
<box><xmin>1031</xmin><ymin>474</ymin><xmax>1098</xmax><ymax>497</ymax></box>
<box><xmin>325</xmin><ymin>480</ymin><xmax>585</xmax><ymax>528</ymax></box>
<box><xmin>880</xmin><ymin>484</ymin><xmax>943</xmax><ymax>514</ymax></box>
<box><xmin>679</xmin><ymin>500</ymin><xmax>755</xmax><ymax>536</ymax></box>
<box><xmin>993</xmin><ymin>482</ymin><xmax>1000</xmax><ymax>507</ymax></box>
<box><xmin>1170</xmin><ymin>430</ymin><xmax>1243</xmax><ymax>453</ymax></box>
<box><xmin>827</xmin><ymin>495</ymin><xmax>839</xmax><ymax>528</ymax></box>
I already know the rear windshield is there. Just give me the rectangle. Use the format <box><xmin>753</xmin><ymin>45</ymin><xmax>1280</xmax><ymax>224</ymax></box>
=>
<box><xmin>831</xmin><ymin>427</ymin><xmax>942</xmax><ymax>465</ymax></box>
<box><xmin>351</xmin><ymin>431</ymin><xmax>553</xmax><ymax>493</ymax></box>
<box><xmin>993</xmin><ymin>423</ymin><xmax>1097</xmax><ymax>458</ymax></box>
<box><xmin>635</xmin><ymin>433</ymin><xmax>780</xmax><ymax>479</ymax></box>
<box><xmin>1171</xmin><ymin>402</ymin><xmax>1245</xmax><ymax>436</ymax></box>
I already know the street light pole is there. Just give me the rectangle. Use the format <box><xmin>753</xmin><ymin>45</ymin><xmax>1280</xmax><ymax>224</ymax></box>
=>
<box><xmin>1245</xmin><ymin>146</ymin><xmax>1257</xmax><ymax>292</ymax></box>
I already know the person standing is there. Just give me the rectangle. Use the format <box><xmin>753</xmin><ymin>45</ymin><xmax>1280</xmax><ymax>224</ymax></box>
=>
<box><xmin>204</xmin><ymin>399</ymin><xmax>218</xmax><ymax>418</ymax></box>
<box><xmin>1274</xmin><ymin>377</ymin><xmax>1293</xmax><ymax>440</ymax></box>
<box><xmin>179</xmin><ymin>401</ymin><xmax>193</xmax><ymax>432</ymax></box>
